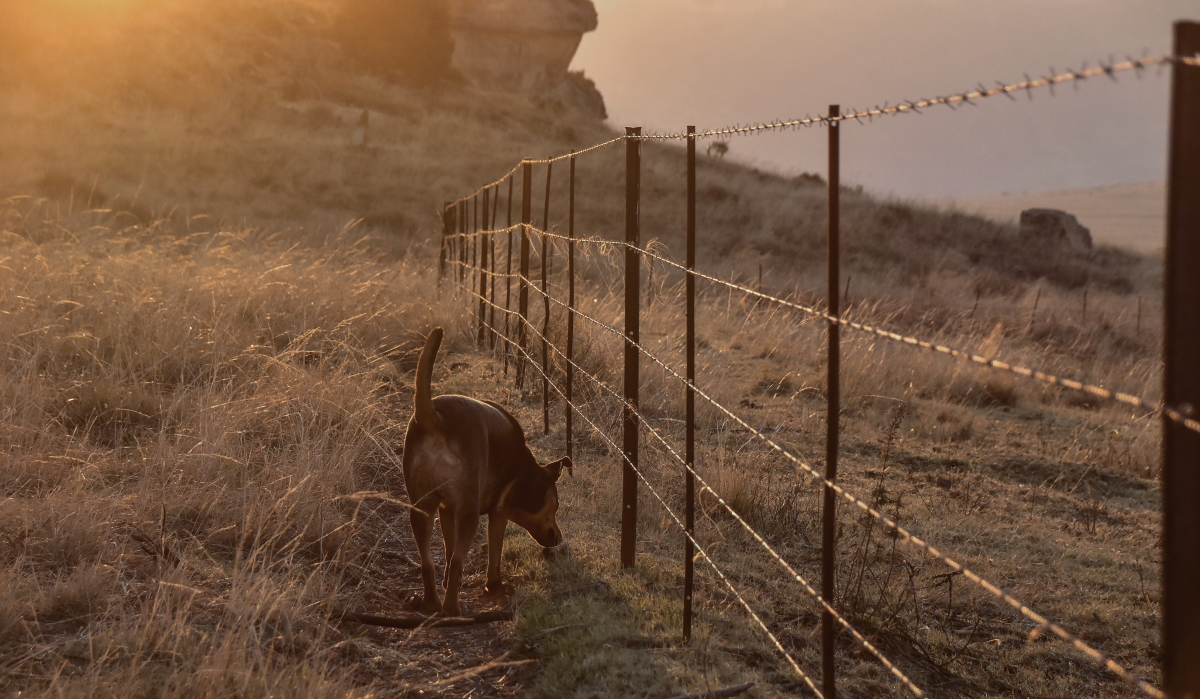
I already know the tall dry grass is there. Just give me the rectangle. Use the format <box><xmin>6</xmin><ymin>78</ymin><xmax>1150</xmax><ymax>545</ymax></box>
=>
<box><xmin>0</xmin><ymin>1</ymin><xmax>1168</xmax><ymax>692</ymax></box>
<box><xmin>0</xmin><ymin>198</ymin><xmax>475</xmax><ymax>695</ymax></box>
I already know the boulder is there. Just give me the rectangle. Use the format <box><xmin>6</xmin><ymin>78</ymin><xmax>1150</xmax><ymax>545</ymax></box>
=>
<box><xmin>447</xmin><ymin>0</ymin><xmax>605</xmax><ymax>118</ymax></box>
<box><xmin>1019</xmin><ymin>208</ymin><xmax>1093</xmax><ymax>251</ymax></box>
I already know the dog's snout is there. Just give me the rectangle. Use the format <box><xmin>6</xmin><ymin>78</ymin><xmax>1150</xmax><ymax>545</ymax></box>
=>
<box><xmin>536</xmin><ymin>525</ymin><xmax>562</xmax><ymax>548</ymax></box>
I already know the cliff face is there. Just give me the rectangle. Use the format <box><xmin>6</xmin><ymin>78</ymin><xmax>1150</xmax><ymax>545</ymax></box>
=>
<box><xmin>448</xmin><ymin>0</ymin><xmax>605</xmax><ymax>117</ymax></box>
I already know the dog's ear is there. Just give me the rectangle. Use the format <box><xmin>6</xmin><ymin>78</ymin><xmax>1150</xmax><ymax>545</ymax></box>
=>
<box><xmin>542</xmin><ymin>456</ymin><xmax>572</xmax><ymax>482</ymax></box>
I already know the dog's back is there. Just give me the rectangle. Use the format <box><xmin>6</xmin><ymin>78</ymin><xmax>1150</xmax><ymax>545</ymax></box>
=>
<box><xmin>403</xmin><ymin>393</ymin><xmax>523</xmax><ymax>514</ymax></box>
<box><xmin>403</xmin><ymin>328</ymin><xmax>524</xmax><ymax>510</ymax></box>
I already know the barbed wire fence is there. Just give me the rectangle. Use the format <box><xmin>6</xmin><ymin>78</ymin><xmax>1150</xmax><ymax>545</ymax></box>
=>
<box><xmin>437</xmin><ymin>23</ymin><xmax>1200</xmax><ymax>699</ymax></box>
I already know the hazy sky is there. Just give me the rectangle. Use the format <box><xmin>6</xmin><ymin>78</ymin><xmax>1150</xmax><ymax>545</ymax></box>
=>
<box><xmin>572</xmin><ymin>1</ymin><xmax>1197</xmax><ymax>197</ymax></box>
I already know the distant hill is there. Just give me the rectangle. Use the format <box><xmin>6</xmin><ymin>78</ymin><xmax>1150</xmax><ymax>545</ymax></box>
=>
<box><xmin>0</xmin><ymin>0</ymin><xmax>1158</xmax><ymax>308</ymax></box>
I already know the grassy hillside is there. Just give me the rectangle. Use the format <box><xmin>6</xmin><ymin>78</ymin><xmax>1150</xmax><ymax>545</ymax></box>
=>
<box><xmin>0</xmin><ymin>1</ymin><xmax>1165</xmax><ymax>696</ymax></box>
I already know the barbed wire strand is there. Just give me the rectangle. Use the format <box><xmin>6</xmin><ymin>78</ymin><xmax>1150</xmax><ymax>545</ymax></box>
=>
<box><xmin>452</xmin><ymin>244</ymin><xmax>1199</xmax><ymax>437</ymax></box>
<box><xmin>473</xmin><ymin>310</ymin><xmax>823</xmax><ymax>697</ymax></box>
<box><xmin>454</xmin><ymin>244</ymin><xmax>1196</xmax><ymax>435</ymax></box>
<box><xmin>454</xmin><ymin>265</ymin><xmax>1165</xmax><ymax>698</ymax></box>
<box><xmin>449</xmin><ymin>53</ymin><xmax>1191</xmax><ymax>208</ymax></box>
<box><xmin>628</xmin><ymin>244</ymin><xmax>1200</xmax><ymax>436</ymax></box>
<box><xmin>450</xmin><ymin>137</ymin><xmax>625</xmax><ymax>207</ymax></box>
<box><xmin>640</xmin><ymin>55</ymin><xmax>1174</xmax><ymax>140</ymax></box>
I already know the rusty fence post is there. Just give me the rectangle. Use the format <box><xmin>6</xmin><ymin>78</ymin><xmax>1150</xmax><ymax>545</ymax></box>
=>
<box><xmin>542</xmin><ymin>162</ymin><xmax>554</xmax><ymax>435</ymax></box>
<box><xmin>621</xmin><ymin>127</ymin><xmax>642</xmax><ymax>569</ymax></box>
<box><xmin>459</xmin><ymin>200</ymin><xmax>467</xmax><ymax>285</ymax></box>
<box><xmin>504</xmin><ymin>176</ymin><xmax>515</xmax><ymax>376</ymax></box>
<box><xmin>478</xmin><ymin>189</ymin><xmax>489</xmax><ymax>346</ymax></box>
<box><xmin>684</xmin><ymin>125</ymin><xmax>696</xmax><ymax>641</ymax></box>
<box><xmin>440</xmin><ymin>201</ymin><xmax>449</xmax><ymax>282</ymax></box>
<box><xmin>1164</xmin><ymin>20</ymin><xmax>1200</xmax><ymax>699</ymax></box>
<box><xmin>517</xmin><ymin>161</ymin><xmax>532</xmax><ymax>390</ymax></box>
<box><xmin>491</xmin><ymin>185</ymin><xmax>500</xmax><ymax>351</ymax></box>
<box><xmin>822</xmin><ymin>104</ymin><xmax>841</xmax><ymax>699</ymax></box>
<box><xmin>474</xmin><ymin>194</ymin><xmax>480</xmax><ymax>293</ymax></box>
<box><xmin>566</xmin><ymin>153</ymin><xmax>576</xmax><ymax>464</ymax></box>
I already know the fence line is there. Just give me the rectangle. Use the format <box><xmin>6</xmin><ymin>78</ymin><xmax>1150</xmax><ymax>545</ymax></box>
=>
<box><xmin>466</xmin><ymin>281</ymin><xmax>927</xmax><ymax>696</ymax></box>
<box><xmin>438</xmin><ymin>33</ymin><xmax>1200</xmax><ymax>697</ymax></box>
<box><xmin>454</xmin><ymin>258</ymin><xmax>1162</xmax><ymax>698</ymax></box>
<box><xmin>475</xmin><ymin>308</ymin><xmax>826</xmax><ymax>698</ymax></box>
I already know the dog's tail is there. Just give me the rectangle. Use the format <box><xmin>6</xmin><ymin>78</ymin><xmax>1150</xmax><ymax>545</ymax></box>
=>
<box><xmin>414</xmin><ymin>326</ymin><xmax>443</xmax><ymax>431</ymax></box>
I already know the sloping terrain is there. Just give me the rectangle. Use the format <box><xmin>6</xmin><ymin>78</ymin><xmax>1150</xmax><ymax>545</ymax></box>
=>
<box><xmin>0</xmin><ymin>1</ymin><xmax>1166</xmax><ymax>696</ymax></box>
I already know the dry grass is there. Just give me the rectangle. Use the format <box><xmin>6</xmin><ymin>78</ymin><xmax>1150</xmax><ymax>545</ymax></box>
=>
<box><xmin>0</xmin><ymin>199</ymin><xmax>490</xmax><ymax>695</ymax></box>
<box><xmin>0</xmin><ymin>196</ymin><xmax>1163</xmax><ymax>696</ymax></box>
<box><xmin>0</xmin><ymin>1</ymin><xmax>1167</xmax><ymax>695</ymax></box>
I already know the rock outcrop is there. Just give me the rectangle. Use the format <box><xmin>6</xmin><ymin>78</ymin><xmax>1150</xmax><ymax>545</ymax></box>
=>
<box><xmin>447</xmin><ymin>0</ymin><xmax>605</xmax><ymax>117</ymax></box>
<box><xmin>1019</xmin><ymin>208</ymin><xmax>1093</xmax><ymax>251</ymax></box>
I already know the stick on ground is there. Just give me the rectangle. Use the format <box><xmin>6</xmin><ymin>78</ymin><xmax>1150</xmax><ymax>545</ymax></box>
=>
<box><xmin>666</xmin><ymin>682</ymin><xmax>755</xmax><ymax>699</ymax></box>
<box><xmin>341</xmin><ymin>609</ymin><xmax>514</xmax><ymax>629</ymax></box>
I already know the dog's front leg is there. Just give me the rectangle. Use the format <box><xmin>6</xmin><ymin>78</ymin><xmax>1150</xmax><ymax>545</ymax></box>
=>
<box><xmin>485</xmin><ymin>511</ymin><xmax>508</xmax><ymax>593</ymax></box>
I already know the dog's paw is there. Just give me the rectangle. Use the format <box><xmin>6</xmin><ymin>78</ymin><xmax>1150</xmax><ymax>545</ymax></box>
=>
<box><xmin>405</xmin><ymin>593</ymin><xmax>442</xmax><ymax>614</ymax></box>
<box><xmin>483</xmin><ymin>580</ymin><xmax>513</xmax><ymax>597</ymax></box>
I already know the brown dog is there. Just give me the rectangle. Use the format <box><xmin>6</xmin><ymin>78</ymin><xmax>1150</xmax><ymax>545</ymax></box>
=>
<box><xmin>402</xmin><ymin>327</ymin><xmax>569</xmax><ymax>616</ymax></box>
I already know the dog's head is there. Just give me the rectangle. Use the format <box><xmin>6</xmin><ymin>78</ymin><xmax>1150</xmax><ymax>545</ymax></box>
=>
<box><xmin>502</xmin><ymin>456</ymin><xmax>571</xmax><ymax>548</ymax></box>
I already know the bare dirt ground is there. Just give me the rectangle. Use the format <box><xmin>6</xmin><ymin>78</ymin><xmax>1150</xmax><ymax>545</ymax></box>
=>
<box><xmin>339</xmin><ymin>491</ymin><xmax>534</xmax><ymax>698</ymax></box>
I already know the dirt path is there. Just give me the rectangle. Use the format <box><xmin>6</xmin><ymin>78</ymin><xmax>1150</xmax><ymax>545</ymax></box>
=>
<box><xmin>338</xmin><ymin>495</ymin><xmax>536</xmax><ymax>697</ymax></box>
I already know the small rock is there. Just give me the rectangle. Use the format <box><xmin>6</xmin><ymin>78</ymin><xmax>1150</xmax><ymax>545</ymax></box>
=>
<box><xmin>936</xmin><ymin>476</ymin><xmax>953</xmax><ymax>489</ymax></box>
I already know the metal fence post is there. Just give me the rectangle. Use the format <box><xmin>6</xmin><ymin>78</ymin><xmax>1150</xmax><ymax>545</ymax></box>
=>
<box><xmin>518</xmin><ymin>161</ymin><xmax>533</xmax><ymax>390</ymax></box>
<box><xmin>1164</xmin><ymin>21</ymin><xmax>1200</xmax><ymax>699</ymax></box>
<box><xmin>491</xmin><ymin>185</ymin><xmax>500</xmax><ymax>351</ymax></box>
<box><xmin>622</xmin><ymin>127</ymin><xmax>642</xmax><ymax>569</ymax></box>
<box><xmin>684</xmin><ymin>125</ymin><xmax>697</xmax><ymax>641</ymax></box>
<box><xmin>440</xmin><ymin>202</ymin><xmax>449</xmax><ymax>282</ymax></box>
<box><xmin>567</xmin><ymin>153</ymin><xmax>576</xmax><ymax>464</ymax></box>
<box><xmin>474</xmin><ymin>194</ymin><xmax>480</xmax><ymax>290</ymax></box>
<box><xmin>479</xmin><ymin>188</ymin><xmax>490</xmax><ymax>346</ymax></box>
<box><xmin>460</xmin><ymin>200</ymin><xmax>468</xmax><ymax>285</ymax></box>
<box><xmin>822</xmin><ymin>104</ymin><xmax>841</xmax><ymax>699</ymax></box>
<box><xmin>504</xmin><ymin>176</ymin><xmax>514</xmax><ymax>377</ymax></box>
<box><xmin>448</xmin><ymin>205</ymin><xmax>454</xmax><ymax>283</ymax></box>
<box><xmin>542</xmin><ymin>162</ymin><xmax>554</xmax><ymax>435</ymax></box>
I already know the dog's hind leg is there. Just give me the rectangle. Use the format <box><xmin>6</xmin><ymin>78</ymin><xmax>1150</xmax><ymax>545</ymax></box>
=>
<box><xmin>441</xmin><ymin>508</ymin><xmax>480</xmax><ymax>616</ymax></box>
<box><xmin>485</xmin><ymin>512</ymin><xmax>508</xmax><ymax>593</ymax></box>
<box><xmin>409</xmin><ymin>507</ymin><xmax>441</xmax><ymax>613</ymax></box>
<box><xmin>438</xmin><ymin>505</ymin><xmax>457</xmax><ymax>590</ymax></box>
